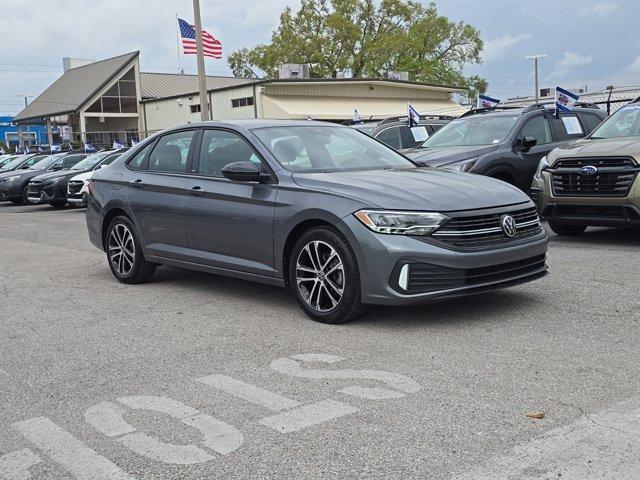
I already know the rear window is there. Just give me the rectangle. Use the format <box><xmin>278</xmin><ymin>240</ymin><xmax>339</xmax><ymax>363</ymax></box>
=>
<box><xmin>578</xmin><ymin>113</ymin><xmax>603</xmax><ymax>134</ymax></box>
<box><xmin>552</xmin><ymin>114</ymin><xmax>584</xmax><ymax>140</ymax></box>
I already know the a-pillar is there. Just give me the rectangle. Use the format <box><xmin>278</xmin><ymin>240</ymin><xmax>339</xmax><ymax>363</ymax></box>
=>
<box><xmin>46</xmin><ymin>118</ymin><xmax>53</xmax><ymax>145</ymax></box>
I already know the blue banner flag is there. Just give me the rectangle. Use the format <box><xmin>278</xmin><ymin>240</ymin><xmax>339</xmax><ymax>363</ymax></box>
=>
<box><xmin>408</xmin><ymin>104</ymin><xmax>420</xmax><ymax>127</ymax></box>
<box><xmin>555</xmin><ymin>86</ymin><xmax>579</xmax><ymax>113</ymax></box>
<box><xmin>477</xmin><ymin>94</ymin><xmax>500</xmax><ymax>109</ymax></box>
<box><xmin>353</xmin><ymin>108</ymin><xmax>362</xmax><ymax>124</ymax></box>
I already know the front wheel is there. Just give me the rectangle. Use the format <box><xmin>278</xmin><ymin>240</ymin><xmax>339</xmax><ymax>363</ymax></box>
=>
<box><xmin>548</xmin><ymin>221</ymin><xmax>587</xmax><ymax>236</ymax></box>
<box><xmin>289</xmin><ymin>226</ymin><xmax>364</xmax><ymax>324</ymax></box>
<box><xmin>106</xmin><ymin>215</ymin><xmax>156</xmax><ymax>284</ymax></box>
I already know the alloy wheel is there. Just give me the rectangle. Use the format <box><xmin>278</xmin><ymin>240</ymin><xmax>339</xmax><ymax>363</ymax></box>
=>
<box><xmin>295</xmin><ymin>240</ymin><xmax>345</xmax><ymax>312</ymax></box>
<box><xmin>108</xmin><ymin>224</ymin><xmax>135</xmax><ymax>276</ymax></box>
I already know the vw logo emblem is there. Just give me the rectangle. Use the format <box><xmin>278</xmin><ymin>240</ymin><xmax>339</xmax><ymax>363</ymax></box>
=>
<box><xmin>579</xmin><ymin>165</ymin><xmax>597</xmax><ymax>175</ymax></box>
<box><xmin>501</xmin><ymin>215</ymin><xmax>517</xmax><ymax>237</ymax></box>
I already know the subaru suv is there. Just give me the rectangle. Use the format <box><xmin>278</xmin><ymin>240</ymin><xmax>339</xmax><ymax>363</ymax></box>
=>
<box><xmin>532</xmin><ymin>101</ymin><xmax>640</xmax><ymax>235</ymax></box>
<box><xmin>404</xmin><ymin>105</ymin><xmax>607</xmax><ymax>191</ymax></box>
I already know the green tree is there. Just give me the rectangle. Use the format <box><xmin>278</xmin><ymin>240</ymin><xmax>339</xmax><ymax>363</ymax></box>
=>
<box><xmin>228</xmin><ymin>0</ymin><xmax>486</xmax><ymax>99</ymax></box>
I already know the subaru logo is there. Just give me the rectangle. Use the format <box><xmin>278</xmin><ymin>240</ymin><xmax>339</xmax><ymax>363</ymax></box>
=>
<box><xmin>579</xmin><ymin>165</ymin><xmax>598</xmax><ymax>175</ymax></box>
<box><xmin>501</xmin><ymin>215</ymin><xmax>517</xmax><ymax>237</ymax></box>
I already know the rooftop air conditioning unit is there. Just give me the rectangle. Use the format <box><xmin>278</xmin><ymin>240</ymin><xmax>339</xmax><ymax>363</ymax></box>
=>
<box><xmin>383</xmin><ymin>71</ymin><xmax>409</xmax><ymax>81</ymax></box>
<box><xmin>278</xmin><ymin>64</ymin><xmax>310</xmax><ymax>79</ymax></box>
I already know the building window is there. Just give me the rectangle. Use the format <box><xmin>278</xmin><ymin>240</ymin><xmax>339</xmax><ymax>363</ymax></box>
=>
<box><xmin>231</xmin><ymin>97</ymin><xmax>254</xmax><ymax>108</ymax></box>
<box><xmin>190</xmin><ymin>104</ymin><xmax>201</xmax><ymax>113</ymax></box>
<box><xmin>85</xmin><ymin>67</ymin><xmax>138</xmax><ymax>114</ymax></box>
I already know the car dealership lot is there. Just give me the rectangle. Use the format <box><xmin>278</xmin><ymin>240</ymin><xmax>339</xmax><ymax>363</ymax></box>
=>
<box><xmin>0</xmin><ymin>203</ymin><xmax>639</xmax><ymax>479</ymax></box>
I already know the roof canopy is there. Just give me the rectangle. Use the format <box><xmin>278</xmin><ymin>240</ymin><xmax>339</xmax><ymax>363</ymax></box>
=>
<box><xmin>14</xmin><ymin>51</ymin><xmax>139</xmax><ymax>123</ymax></box>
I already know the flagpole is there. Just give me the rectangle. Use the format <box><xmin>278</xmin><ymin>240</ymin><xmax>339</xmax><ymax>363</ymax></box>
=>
<box><xmin>175</xmin><ymin>13</ymin><xmax>181</xmax><ymax>74</ymax></box>
<box><xmin>192</xmin><ymin>0</ymin><xmax>210</xmax><ymax>121</ymax></box>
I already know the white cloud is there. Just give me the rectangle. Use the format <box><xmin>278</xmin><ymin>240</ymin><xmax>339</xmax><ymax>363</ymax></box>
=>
<box><xmin>482</xmin><ymin>34</ymin><xmax>532</xmax><ymax>62</ymax></box>
<box><xmin>580</xmin><ymin>1</ymin><xmax>619</xmax><ymax>18</ymax></box>
<box><xmin>546</xmin><ymin>51</ymin><xmax>594</xmax><ymax>81</ymax></box>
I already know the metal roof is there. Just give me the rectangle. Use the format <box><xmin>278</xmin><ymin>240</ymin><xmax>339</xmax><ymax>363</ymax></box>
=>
<box><xmin>14</xmin><ymin>51</ymin><xmax>139</xmax><ymax>123</ymax></box>
<box><xmin>139</xmin><ymin>72</ymin><xmax>258</xmax><ymax>100</ymax></box>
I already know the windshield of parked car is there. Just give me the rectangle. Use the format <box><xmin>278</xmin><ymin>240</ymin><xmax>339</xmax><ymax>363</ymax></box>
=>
<box><xmin>252</xmin><ymin>125</ymin><xmax>414</xmax><ymax>173</ymax></box>
<box><xmin>420</xmin><ymin>115</ymin><xmax>520</xmax><ymax>148</ymax></box>
<box><xmin>0</xmin><ymin>155</ymin><xmax>31</xmax><ymax>171</ymax></box>
<box><xmin>590</xmin><ymin>103</ymin><xmax>640</xmax><ymax>139</ymax></box>
<box><xmin>70</xmin><ymin>151</ymin><xmax>113</xmax><ymax>170</ymax></box>
<box><xmin>0</xmin><ymin>155</ymin><xmax>18</xmax><ymax>167</ymax></box>
<box><xmin>32</xmin><ymin>153</ymin><xmax>67</xmax><ymax>170</ymax></box>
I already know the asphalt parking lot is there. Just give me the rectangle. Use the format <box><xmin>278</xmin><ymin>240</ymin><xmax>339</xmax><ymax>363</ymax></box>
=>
<box><xmin>0</xmin><ymin>202</ymin><xmax>639</xmax><ymax>480</ymax></box>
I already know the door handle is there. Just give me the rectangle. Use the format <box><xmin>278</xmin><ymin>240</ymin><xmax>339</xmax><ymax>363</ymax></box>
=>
<box><xmin>188</xmin><ymin>185</ymin><xmax>204</xmax><ymax>196</ymax></box>
<box><xmin>130</xmin><ymin>179</ymin><xmax>145</xmax><ymax>189</ymax></box>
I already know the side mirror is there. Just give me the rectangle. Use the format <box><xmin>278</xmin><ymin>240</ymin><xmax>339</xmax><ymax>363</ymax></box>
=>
<box><xmin>516</xmin><ymin>136</ymin><xmax>537</xmax><ymax>153</ymax></box>
<box><xmin>221</xmin><ymin>161</ymin><xmax>271</xmax><ymax>183</ymax></box>
<box><xmin>50</xmin><ymin>164</ymin><xmax>62</xmax><ymax>171</ymax></box>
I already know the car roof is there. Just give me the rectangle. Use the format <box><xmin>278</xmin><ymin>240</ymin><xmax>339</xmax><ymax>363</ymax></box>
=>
<box><xmin>174</xmin><ymin>119</ymin><xmax>339</xmax><ymax>130</ymax></box>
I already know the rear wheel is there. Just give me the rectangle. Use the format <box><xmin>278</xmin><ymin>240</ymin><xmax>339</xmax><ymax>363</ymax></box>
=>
<box><xmin>106</xmin><ymin>215</ymin><xmax>156</xmax><ymax>284</ymax></box>
<box><xmin>289</xmin><ymin>226</ymin><xmax>364</xmax><ymax>324</ymax></box>
<box><xmin>548</xmin><ymin>221</ymin><xmax>587</xmax><ymax>236</ymax></box>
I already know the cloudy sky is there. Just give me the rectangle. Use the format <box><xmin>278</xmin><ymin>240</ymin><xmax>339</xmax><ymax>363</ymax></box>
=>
<box><xmin>0</xmin><ymin>0</ymin><xmax>637</xmax><ymax>116</ymax></box>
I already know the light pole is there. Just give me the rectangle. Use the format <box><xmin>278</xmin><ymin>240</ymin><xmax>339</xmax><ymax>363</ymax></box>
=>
<box><xmin>16</xmin><ymin>94</ymin><xmax>34</xmax><ymax>149</ymax></box>
<box><xmin>192</xmin><ymin>0</ymin><xmax>210</xmax><ymax>121</ymax></box>
<box><xmin>525</xmin><ymin>54</ymin><xmax>548</xmax><ymax>104</ymax></box>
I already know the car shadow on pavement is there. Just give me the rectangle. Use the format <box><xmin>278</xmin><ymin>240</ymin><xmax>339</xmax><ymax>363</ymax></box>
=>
<box><xmin>546</xmin><ymin>225</ymin><xmax>640</xmax><ymax>247</ymax></box>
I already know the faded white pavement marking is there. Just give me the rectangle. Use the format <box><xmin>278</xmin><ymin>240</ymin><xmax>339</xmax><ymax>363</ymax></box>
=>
<box><xmin>258</xmin><ymin>399</ymin><xmax>358</xmax><ymax>433</ymax></box>
<box><xmin>85</xmin><ymin>395</ymin><xmax>243</xmax><ymax>465</ymax></box>
<box><xmin>271</xmin><ymin>353</ymin><xmax>421</xmax><ymax>399</ymax></box>
<box><xmin>452</xmin><ymin>399</ymin><xmax>640</xmax><ymax>480</ymax></box>
<box><xmin>197</xmin><ymin>374</ymin><xmax>301</xmax><ymax>411</ymax></box>
<box><xmin>0</xmin><ymin>449</ymin><xmax>42</xmax><ymax>480</ymax></box>
<box><xmin>12</xmin><ymin>417</ymin><xmax>136</xmax><ymax>480</ymax></box>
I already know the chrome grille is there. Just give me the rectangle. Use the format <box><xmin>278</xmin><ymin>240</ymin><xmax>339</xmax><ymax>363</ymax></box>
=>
<box><xmin>551</xmin><ymin>157</ymin><xmax>639</xmax><ymax>197</ymax></box>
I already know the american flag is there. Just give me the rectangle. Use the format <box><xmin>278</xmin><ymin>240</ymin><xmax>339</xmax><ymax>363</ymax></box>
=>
<box><xmin>178</xmin><ymin>17</ymin><xmax>222</xmax><ymax>59</ymax></box>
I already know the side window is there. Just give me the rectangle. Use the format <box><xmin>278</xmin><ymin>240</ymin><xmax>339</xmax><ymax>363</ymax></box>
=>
<box><xmin>198</xmin><ymin>130</ymin><xmax>262</xmax><ymax>177</ymax></box>
<box><xmin>148</xmin><ymin>131</ymin><xmax>194</xmax><ymax>173</ymax></box>
<box><xmin>127</xmin><ymin>143</ymin><xmax>152</xmax><ymax>170</ymax></box>
<box><xmin>375</xmin><ymin>127</ymin><xmax>402</xmax><ymax>149</ymax></box>
<box><xmin>517</xmin><ymin>116</ymin><xmax>552</xmax><ymax>145</ymax></box>
<box><xmin>578</xmin><ymin>113</ymin><xmax>603</xmax><ymax>134</ymax></box>
<box><xmin>552</xmin><ymin>114</ymin><xmax>584</xmax><ymax>140</ymax></box>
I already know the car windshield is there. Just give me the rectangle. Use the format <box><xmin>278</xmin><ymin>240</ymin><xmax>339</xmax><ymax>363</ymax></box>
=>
<box><xmin>1</xmin><ymin>155</ymin><xmax>31</xmax><ymax>170</ymax></box>
<box><xmin>58</xmin><ymin>154</ymin><xmax>87</xmax><ymax>170</ymax></box>
<box><xmin>100</xmin><ymin>153</ymin><xmax>123</xmax><ymax>166</ymax></box>
<box><xmin>421</xmin><ymin>115</ymin><xmax>520</xmax><ymax>147</ymax></box>
<box><xmin>33</xmin><ymin>153</ymin><xmax>67</xmax><ymax>170</ymax></box>
<box><xmin>252</xmin><ymin>125</ymin><xmax>414</xmax><ymax>173</ymax></box>
<box><xmin>70</xmin><ymin>151</ymin><xmax>112</xmax><ymax>170</ymax></box>
<box><xmin>590</xmin><ymin>104</ymin><xmax>640</xmax><ymax>139</ymax></box>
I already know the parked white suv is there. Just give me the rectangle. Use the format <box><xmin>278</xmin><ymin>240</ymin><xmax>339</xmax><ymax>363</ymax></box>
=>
<box><xmin>67</xmin><ymin>150</ymin><xmax>127</xmax><ymax>206</ymax></box>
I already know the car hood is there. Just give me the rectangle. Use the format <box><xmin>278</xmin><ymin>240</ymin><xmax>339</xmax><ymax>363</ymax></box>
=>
<box><xmin>548</xmin><ymin>137</ymin><xmax>640</xmax><ymax>164</ymax></box>
<box><xmin>291</xmin><ymin>167</ymin><xmax>529</xmax><ymax>211</ymax></box>
<box><xmin>69</xmin><ymin>170</ymin><xmax>93</xmax><ymax>182</ymax></box>
<box><xmin>402</xmin><ymin>145</ymin><xmax>499</xmax><ymax>167</ymax></box>
<box><xmin>32</xmin><ymin>169</ymin><xmax>88</xmax><ymax>182</ymax></box>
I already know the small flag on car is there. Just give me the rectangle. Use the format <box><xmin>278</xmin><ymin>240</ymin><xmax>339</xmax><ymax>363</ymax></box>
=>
<box><xmin>113</xmin><ymin>141</ymin><xmax>125</xmax><ymax>149</ymax></box>
<box><xmin>84</xmin><ymin>143</ymin><xmax>96</xmax><ymax>153</ymax></box>
<box><xmin>555</xmin><ymin>86</ymin><xmax>579</xmax><ymax>113</ymax></box>
<box><xmin>408</xmin><ymin>104</ymin><xmax>420</xmax><ymax>128</ymax></box>
<box><xmin>50</xmin><ymin>144</ymin><xmax>61</xmax><ymax>153</ymax></box>
<box><xmin>477</xmin><ymin>94</ymin><xmax>500</xmax><ymax>109</ymax></box>
<box><xmin>353</xmin><ymin>108</ymin><xmax>362</xmax><ymax>124</ymax></box>
<box><xmin>178</xmin><ymin>17</ymin><xmax>222</xmax><ymax>59</ymax></box>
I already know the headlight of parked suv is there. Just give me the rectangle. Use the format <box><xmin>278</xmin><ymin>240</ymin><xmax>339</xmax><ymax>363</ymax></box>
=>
<box><xmin>440</xmin><ymin>157</ymin><xmax>478</xmax><ymax>173</ymax></box>
<box><xmin>4</xmin><ymin>175</ymin><xmax>21</xmax><ymax>182</ymax></box>
<box><xmin>535</xmin><ymin>156</ymin><xmax>550</xmax><ymax>179</ymax></box>
<box><xmin>354</xmin><ymin>210</ymin><xmax>449</xmax><ymax>236</ymax></box>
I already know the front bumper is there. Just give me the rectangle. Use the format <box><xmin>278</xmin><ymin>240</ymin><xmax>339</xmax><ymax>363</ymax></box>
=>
<box><xmin>27</xmin><ymin>182</ymin><xmax>66</xmax><ymax>204</ymax></box>
<box><xmin>342</xmin><ymin>215</ymin><xmax>549</xmax><ymax>306</ymax></box>
<box><xmin>0</xmin><ymin>182</ymin><xmax>20</xmax><ymax>201</ymax></box>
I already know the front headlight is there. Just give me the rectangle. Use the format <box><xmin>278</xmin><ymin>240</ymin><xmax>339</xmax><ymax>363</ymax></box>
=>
<box><xmin>5</xmin><ymin>175</ymin><xmax>21</xmax><ymax>182</ymax></box>
<box><xmin>535</xmin><ymin>156</ymin><xmax>550</xmax><ymax>179</ymax></box>
<box><xmin>354</xmin><ymin>210</ymin><xmax>449</xmax><ymax>236</ymax></box>
<box><xmin>441</xmin><ymin>157</ymin><xmax>478</xmax><ymax>173</ymax></box>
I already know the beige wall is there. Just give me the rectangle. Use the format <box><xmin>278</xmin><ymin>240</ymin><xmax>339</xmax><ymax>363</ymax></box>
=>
<box><xmin>210</xmin><ymin>85</ymin><xmax>256</xmax><ymax>120</ymax></box>
<box><xmin>141</xmin><ymin>95</ymin><xmax>205</xmax><ymax>133</ymax></box>
<box><xmin>262</xmin><ymin>82</ymin><xmax>453</xmax><ymax>101</ymax></box>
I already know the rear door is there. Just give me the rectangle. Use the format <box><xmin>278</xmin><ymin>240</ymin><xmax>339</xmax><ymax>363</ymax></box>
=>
<box><xmin>126</xmin><ymin>130</ymin><xmax>196</xmax><ymax>261</ymax></box>
<box><xmin>184</xmin><ymin>128</ymin><xmax>277</xmax><ymax>276</ymax></box>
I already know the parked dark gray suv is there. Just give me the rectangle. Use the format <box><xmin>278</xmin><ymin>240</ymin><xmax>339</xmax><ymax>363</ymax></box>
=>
<box><xmin>86</xmin><ymin>120</ymin><xmax>548</xmax><ymax>323</ymax></box>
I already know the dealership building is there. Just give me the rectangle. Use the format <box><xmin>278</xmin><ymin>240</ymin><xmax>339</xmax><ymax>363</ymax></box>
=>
<box><xmin>13</xmin><ymin>51</ymin><xmax>466</xmax><ymax>147</ymax></box>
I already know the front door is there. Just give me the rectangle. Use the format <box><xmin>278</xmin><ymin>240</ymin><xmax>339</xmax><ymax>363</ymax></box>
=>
<box><xmin>514</xmin><ymin>114</ymin><xmax>558</xmax><ymax>189</ymax></box>
<box><xmin>185</xmin><ymin>128</ymin><xmax>277</xmax><ymax>276</ymax></box>
<box><xmin>126</xmin><ymin>130</ymin><xmax>196</xmax><ymax>261</ymax></box>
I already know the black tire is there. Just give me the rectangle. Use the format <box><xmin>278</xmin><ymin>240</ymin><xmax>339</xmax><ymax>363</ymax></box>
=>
<box><xmin>548</xmin><ymin>221</ymin><xmax>587</xmax><ymax>236</ymax></box>
<box><xmin>21</xmin><ymin>184</ymin><xmax>28</xmax><ymax>203</ymax></box>
<box><xmin>105</xmin><ymin>215</ymin><xmax>156</xmax><ymax>284</ymax></box>
<box><xmin>288</xmin><ymin>226</ymin><xmax>364</xmax><ymax>324</ymax></box>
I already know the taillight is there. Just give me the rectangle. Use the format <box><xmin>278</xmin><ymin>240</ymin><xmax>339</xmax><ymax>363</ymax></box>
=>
<box><xmin>87</xmin><ymin>180</ymin><xmax>95</xmax><ymax>196</ymax></box>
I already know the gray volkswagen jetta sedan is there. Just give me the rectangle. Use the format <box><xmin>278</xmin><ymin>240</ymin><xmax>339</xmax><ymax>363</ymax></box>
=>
<box><xmin>86</xmin><ymin>120</ymin><xmax>548</xmax><ymax>324</ymax></box>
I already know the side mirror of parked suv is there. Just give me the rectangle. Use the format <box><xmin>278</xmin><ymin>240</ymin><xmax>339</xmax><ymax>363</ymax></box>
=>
<box><xmin>515</xmin><ymin>136</ymin><xmax>537</xmax><ymax>153</ymax></box>
<box><xmin>221</xmin><ymin>161</ymin><xmax>271</xmax><ymax>183</ymax></box>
